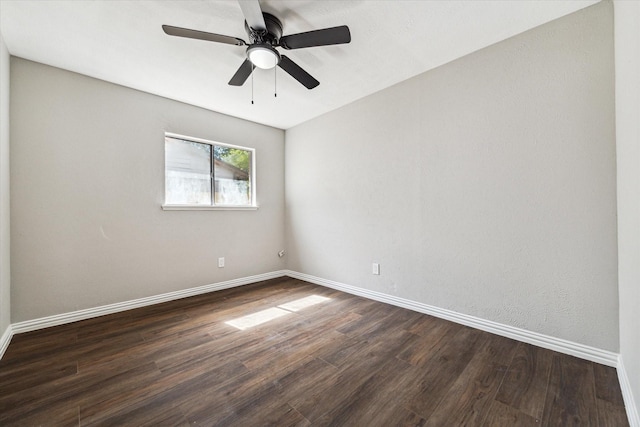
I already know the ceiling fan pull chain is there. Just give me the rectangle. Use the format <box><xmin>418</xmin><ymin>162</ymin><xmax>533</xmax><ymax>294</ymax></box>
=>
<box><xmin>251</xmin><ymin>64</ymin><xmax>255</xmax><ymax>105</ymax></box>
<box><xmin>274</xmin><ymin>66</ymin><xmax>277</xmax><ymax>98</ymax></box>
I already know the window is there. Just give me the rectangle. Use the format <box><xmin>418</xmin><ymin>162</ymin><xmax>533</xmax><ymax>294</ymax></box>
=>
<box><xmin>163</xmin><ymin>133</ymin><xmax>255</xmax><ymax>209</ymax></box>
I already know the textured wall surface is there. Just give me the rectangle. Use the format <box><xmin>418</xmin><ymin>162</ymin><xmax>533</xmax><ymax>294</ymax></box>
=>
<box><xmin>10</xmin><ymin>59</ymin><xmax>285</xmax><ymax>322</ymax></box>
<box><xmin>615</xmin><ymin>0</ymin><xmax>640</xmax><ymax>418</ymax></box>
<box><xmin>0</xmin><ymin>32</ymin><xmax>10</xmax><ymax>337</ymax></box>
<box><xmin>286</xmin><ymin>2</ymin><xmax>618</xmax><ymax>351</ymax></box>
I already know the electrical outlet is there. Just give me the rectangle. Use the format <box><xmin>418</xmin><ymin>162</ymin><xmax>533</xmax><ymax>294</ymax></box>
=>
<box><xmin>372</xmin><ymin>263</ymin><xmax>380</xmax><ymax>275</ymax></box>
<box><xmin>218</xmin><ymin>257</ymin><xmax>225</xmax><ymax>268</ymax></box>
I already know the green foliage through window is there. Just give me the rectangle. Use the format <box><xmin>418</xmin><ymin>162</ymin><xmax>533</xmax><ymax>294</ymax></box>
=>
<box><xmin>215</xmin><ymin>146</ymin><xmax>250</xmax><ymax>173</ymax></box>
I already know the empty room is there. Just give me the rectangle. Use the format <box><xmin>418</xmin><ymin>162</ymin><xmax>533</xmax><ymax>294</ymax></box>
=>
<box><xmin>0</xmin><ymin>0</ymin><xmax>638</xmax><ymax>425</ymax></box>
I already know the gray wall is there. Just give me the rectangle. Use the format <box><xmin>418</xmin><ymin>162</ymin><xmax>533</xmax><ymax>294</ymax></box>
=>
<box><xmin>0</xmin><ymin>31</ymin><xmax>10</xmax><ymax>338</ymax></box>
<box><xmin>615</xmin><ymin>0</ymin><xmax>640</xmax><ymax>418</ymax></box>
<box><xmin>10</xmin><ymin>58</ymin><xmax>285</xmax><ymax>322</ymax></box>
<box><xmin>285</xmin><ymin>2</ymin><xmax>618</xmax><ymax>351</ymax></box>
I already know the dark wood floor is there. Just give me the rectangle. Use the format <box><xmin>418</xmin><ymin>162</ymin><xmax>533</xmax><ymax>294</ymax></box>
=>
<box><xmin>0</xmin><ymin>277</ymin><xmax>629</xmax><ymax>426</ymax></box>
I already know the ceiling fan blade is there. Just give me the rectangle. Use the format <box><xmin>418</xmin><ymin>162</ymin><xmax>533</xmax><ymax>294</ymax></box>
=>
<box><xmin>238</xmin><ymin>0</ymin><xmax>266</xmax><ymax>31</ymax></box>
<box><xmin>229</xmin><ymin>59</ymin><xmax>254</xmax><ymax>86</ymax></box>
<box><xmin>278</xmin><ymin>55</ymin><xmax>319</xmax><ymax>89</ymax></box>
<box><xmin>279</xmin><ymin>25</ymin><xmax>351</xmax><ymax>50</ymax></box>
<box><xmin>162</xmin><ymin>25</ymin><xmax>245</xmax><ymax>46</ymax></box>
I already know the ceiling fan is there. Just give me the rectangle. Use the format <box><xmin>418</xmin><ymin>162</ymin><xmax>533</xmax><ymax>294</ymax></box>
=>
<box><xmin>162</xmin><ymin>0</ymin><xmax>351</xmax><ymax>90</ymax></box>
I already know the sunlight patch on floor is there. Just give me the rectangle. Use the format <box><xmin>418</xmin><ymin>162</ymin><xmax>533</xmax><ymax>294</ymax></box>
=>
<box><xmin>277</xmin><ymin>294</ymin><xmax>331</xmax><ymax>312</ymax></box>
<box><xmin>225</xmin><ymin>294</ymin><xmax>331</xmax><ymax>330</ymax></box>
<box><xmin>225</xmin><ymin>307</ymin><xmax>291</xmax><ymax>330</ymax></box>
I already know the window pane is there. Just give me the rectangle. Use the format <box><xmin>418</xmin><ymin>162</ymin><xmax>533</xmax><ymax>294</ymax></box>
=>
<box><xmin>165</xmin><ymin>137</ymin><xmax>211</xmax><ymax>205</ymax></box>
<box><xmin>214</xmin><ymin>146</ymin><xmax>252</xmax><ymax>205</ymax></box>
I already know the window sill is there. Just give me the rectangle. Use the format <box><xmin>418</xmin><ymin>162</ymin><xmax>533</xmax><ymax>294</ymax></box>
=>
<box><xmin>161</xmin><ymin>205</ymin><xmax>259</xmax><ymax>211</ymax></box>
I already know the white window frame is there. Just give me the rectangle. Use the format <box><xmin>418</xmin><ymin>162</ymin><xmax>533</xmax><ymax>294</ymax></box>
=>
<box><xmin>162</xmin><ymin>132</ymin><xmax>257</xmax><ymax>211</ymax></box>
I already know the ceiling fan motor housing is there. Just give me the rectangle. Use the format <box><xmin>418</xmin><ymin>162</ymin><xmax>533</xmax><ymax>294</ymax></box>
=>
<box><xmin>245</xmin><ymin>13</ymin><xmax>283</xmax><ymax>45</ymax></box>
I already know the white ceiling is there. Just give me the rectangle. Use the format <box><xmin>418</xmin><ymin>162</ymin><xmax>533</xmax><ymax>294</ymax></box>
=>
<box><xmin>0</xmin><ymin>0</ymin><xmax>598</xmax><ymax>130</ymax></box>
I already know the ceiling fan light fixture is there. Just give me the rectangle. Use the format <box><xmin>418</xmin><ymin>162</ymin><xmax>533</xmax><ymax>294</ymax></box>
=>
<box><xmin>247</xmin><ymin>44</ymin><xmax>280</xmax><ymax>69</ymax></box>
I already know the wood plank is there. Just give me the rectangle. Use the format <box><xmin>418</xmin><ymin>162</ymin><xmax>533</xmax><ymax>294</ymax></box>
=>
<box><xmin>0</xmin><ymin>360</ymin><xmax>78</xmax><ymax>396</ymax></box>
<box><xmin>78</xmin><ymin>329</ymin><xmax>213</xmax><ymax>375</ymax></box>
<box><xmin>425</xmin><ymin>332</ymin><xmax>518</xmax><ymax>426</ymax></box>
<box><xmin>1</xmin><ymin>401</ymin><xmax>79</xmax><ymax>427</ymax></box>
<box><xmin>0</xmin><ymin>362</ymin><xmax>160</xmax><ymax>424</ymax></box>
<box><xmin>494</xmin><ymin>341</ymin><xmax>553</xmax><ymax>420</ymax></box>
<box><xmin>481</xmin><ymin>400</ymin><xmax>539</xmax><ymax>427</ymax></box>
<box><xmin>593</xmin><ymin>361</ymin><xmax>626</xmax><ymax>405</ymax></box>
<box><xmin>385</xmin><ymin>406</ymin><xmax>427</xmax><ymax>427</ymax></box>
<box><xmin>402</xmin><ymin>326</ymin><xmax>486</xmax><ymax>419</ymax></box>
<box><xmin>240</xmin><ymin>328</ymin><xmax>345</xmax><ymax>374</ymax></box>
<box><xmin>170</xmin><ymin>360</ymin><xmax>253</xmax><ymax>406</ymax></box>
<box><xmin>289</xmin><ymin>332</ymin><xmax>416</xmax><ymax>422</ymax></box>
<box><xmin>180</xmin><ymin>356</ymin><xmax>317</xmax><ymax>425</ymax></box>
<box><xmin>396</xmin><ymin>319</ymin><xmax>462</xmax><ymax>366</ymax></box>
<box><xmin>315</xmin><ymin>334</ymin><xmax>367</xmax><ymax>368</ymax></box>
<box><xmin>82</xmin><ymin>400</ymin><xmax>190</xmax><ymax>427</ymax></box>
<box><xmin>592</xmin><ymin>362</ymin><xmax>630</xmax><ymax>426</ymax></box>
<box><xmin>82</xmin><ymin>357</ymin><xmax>247</xmax><ymax>425</ymax></box>
<box><xmin>310</xmin><ymin>358</ymin><xmax>417</xmax><ymax>426</ymax></box>
<box><xmin>404</xmin><ymin>313</ymin><xmax>441</xmax><ymax>336</ymax></box>
<box><xmin>207</xmin><ymin>402</ymin><xmax>311</xmax><ymax>427</ymax></box>
<box><xmin>596</xmin><ymin>398</ymin><xmax>631</xmax><ymax>427</ymax></box>
<box><xmin>196</xmin><ymin>358</ymin><xmax>331</xmax><ymax>426</ymax></box>
<box><xmin>542</xmin><ymin>353</ymin><xmax>599</xmax><ymax>425</ymax></box>
<box><xmin>0</xmin><ymin>326</ymin><xmax>78</xmax><ymax>367</ymax></box>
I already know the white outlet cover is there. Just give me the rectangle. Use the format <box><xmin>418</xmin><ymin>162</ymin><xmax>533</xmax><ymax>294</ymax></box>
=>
<box><xmin>218</xmin><ymin>257</ymin><xmax>225</xmax><ymax>268</ymax></box>
<box><xmin>372</xmin><ymin>263</ymin><xmax>380</xmax><ymax>275</ymax></box>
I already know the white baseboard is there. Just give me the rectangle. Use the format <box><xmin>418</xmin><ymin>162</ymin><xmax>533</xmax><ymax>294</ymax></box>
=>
<box><xmin>11</xmin><ymin>270</ymin><xmax>287</xmax><ymax>335</ymax></box>
<box><xmin>618</xmin><ymin>355</ymin><xmax>640</xmax><ymax>427</ymax></box>
<box><xmin>285</xmin><ymin>270</ymin><xmax>619</xmax><ymax>367</ymax></box>
<box><xmin>0</xmin><ymin>323</ymin><xmax>12</xmax><ymax>359</ymax></box>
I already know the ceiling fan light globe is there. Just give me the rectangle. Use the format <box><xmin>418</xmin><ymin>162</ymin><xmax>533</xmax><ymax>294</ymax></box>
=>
<box><xmin>247</xmin><ymin>45</ymin><xmax>280</xmax><ymax>69</ymax></box>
